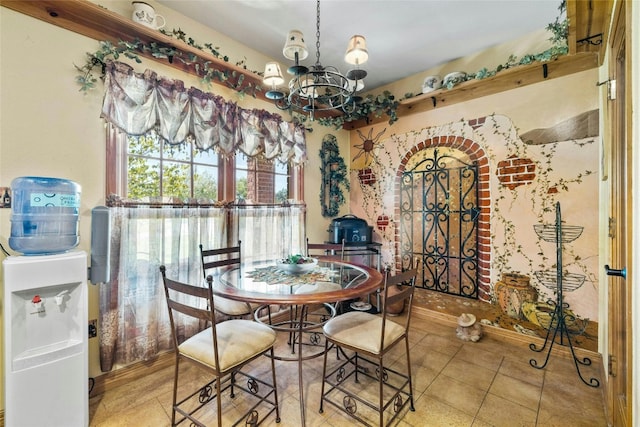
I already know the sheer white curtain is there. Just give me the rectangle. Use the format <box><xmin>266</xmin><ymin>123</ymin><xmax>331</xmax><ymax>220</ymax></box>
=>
<box><xmin>231</xmin><ymin>205</ymin><xmax>306</xmax><ymax>263</ymax></box>
<box><xmin>99</xmin><ymin>206</ymin><xmax>227</xmax><ymax>371</ymax></box>
<box><xmin>99</xmin><ymin>204</ymin><xmax>305</xmax><ymax>371</ymax></box>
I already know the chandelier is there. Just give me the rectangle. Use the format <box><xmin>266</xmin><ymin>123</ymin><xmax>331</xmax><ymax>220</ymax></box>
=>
<box><xmin>262</xmin><ymin>0</ymin><xmax>368</xmax><ymax>120</ymax></box>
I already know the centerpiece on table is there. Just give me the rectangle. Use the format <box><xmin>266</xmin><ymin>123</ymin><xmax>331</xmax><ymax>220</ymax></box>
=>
<box><xmin>276</xmin><ymin>254</ymin><xmax>318</xmax><ymax>274</ymax></box>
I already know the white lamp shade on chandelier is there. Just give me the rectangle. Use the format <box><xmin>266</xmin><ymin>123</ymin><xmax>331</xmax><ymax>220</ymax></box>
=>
<box><xmin>283</xmin><ymin>30</ymin><xmax>309</xmax><ymax>62</ymax></box>
<box><xmin>263</xmin><ymin>62</ymin><xmax>284</xmax><ymax>87</ymax></box>
<box><xmin>345</xmin><ymin>35</ymin><xmax>368</xmax><ymax>65</ymax></box>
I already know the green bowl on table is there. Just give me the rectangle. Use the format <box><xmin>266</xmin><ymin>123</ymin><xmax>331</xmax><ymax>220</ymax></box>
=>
<box><xmin>276</xmin><ymin>255</ymin><xmax>318</xmax><ymax>274</ymax></box>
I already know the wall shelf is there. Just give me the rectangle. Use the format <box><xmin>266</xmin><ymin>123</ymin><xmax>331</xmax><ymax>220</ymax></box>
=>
<box><xmin>344</xmin><ymin>52</ymin><xmax>599</xmax><ymax>130</ymax></box>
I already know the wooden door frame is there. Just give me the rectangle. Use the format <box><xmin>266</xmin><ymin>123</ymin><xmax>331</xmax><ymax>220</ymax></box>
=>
<box><xmin>606</xmin><ymin>1</ymin><xmax>633</xmax><ymax>425</ymax></box>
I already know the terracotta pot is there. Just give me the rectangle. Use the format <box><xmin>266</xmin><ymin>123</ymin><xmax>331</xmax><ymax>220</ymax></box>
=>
<box><xmin>494</xmin><ymin>273</ymin><xmax>537</xmax><ymax>319</ymax></box>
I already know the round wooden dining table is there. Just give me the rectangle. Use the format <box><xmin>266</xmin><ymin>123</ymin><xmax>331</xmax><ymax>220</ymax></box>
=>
<box><xmin>215</xmin><ymin>256</ymin><xmax>383</xmax><ymax>426</ymax></box>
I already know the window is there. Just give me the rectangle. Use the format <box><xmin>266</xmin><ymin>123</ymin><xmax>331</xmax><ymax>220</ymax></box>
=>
<box><xmin>236</xmin><ymin>156</ymin><xmax>289</xmax><ymax>204</ymax></box>
<box><xmin>124</xmin><ymin>131</ymin><xmax>218</xmax><ymax>201</ymax></box>
<box><xmin>108</xmin><ymin>128</ymin><xmax>300</xmax><ymax>204</ymax></box>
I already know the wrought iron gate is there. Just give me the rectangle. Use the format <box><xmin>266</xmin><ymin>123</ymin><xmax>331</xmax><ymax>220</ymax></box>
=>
<box><xmin>399</xmin><ymin>149</ymin><xmax>480</xmax><ymax>298</ymax></box>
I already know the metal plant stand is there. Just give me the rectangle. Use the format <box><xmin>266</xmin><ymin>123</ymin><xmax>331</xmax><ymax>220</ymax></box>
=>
<box><xmin>529</xmin><ymin>202</ymin><xmax>599</xmax><ymax>387</ymax></box>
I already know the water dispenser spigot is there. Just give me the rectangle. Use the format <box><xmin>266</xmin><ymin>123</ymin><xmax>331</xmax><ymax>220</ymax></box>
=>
<box><xmin>54</xmin><ymin>290</ymin><xmax>69</xmax><ymax>306</ymax></box>
<box><xmin>31</xmin><ymin>295</ymin><xmax>44</xmax><ymax>311</ymax></box>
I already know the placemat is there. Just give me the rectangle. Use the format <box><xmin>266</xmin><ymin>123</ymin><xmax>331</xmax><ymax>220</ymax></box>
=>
<box><xmin>247</xmin><ymin>265</ymin><xmax>337</xmax><ymax>286</ymax></box>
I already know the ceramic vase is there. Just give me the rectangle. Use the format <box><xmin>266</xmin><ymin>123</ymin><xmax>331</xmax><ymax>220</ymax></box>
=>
<box><xmin>494</xmin><ymin>273</ymin><xmax>537</xmax><ymax>319</ymax></box>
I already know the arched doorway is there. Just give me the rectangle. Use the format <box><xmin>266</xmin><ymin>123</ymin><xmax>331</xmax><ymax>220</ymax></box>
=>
<box><xmin>395</xmin><ymin>136</ymin><xmax>491</xmax><ymax>301</ymax></box>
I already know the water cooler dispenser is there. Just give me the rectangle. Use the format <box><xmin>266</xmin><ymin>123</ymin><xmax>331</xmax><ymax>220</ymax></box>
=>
<box><xmin>3</xmin><ymin>177</ymin><xmax>88</xmax><ymax>426</ymax></box>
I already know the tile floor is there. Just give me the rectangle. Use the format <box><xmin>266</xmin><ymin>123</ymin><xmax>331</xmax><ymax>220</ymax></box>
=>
<box><xmin>89</xmin><ymin>309</ymin><xmax>608</xmax><ymax>426</ymax></box>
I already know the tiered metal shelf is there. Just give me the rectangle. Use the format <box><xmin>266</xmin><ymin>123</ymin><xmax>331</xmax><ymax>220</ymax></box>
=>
<box><xmin>529</xmin><ymin>202</ymin><xmax>599</xmax><ymax>387</ymax></box>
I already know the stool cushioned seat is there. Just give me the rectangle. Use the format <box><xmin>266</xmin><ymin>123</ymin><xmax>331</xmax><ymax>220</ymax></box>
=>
<box><xmin>322</xmin><ymin>311</ymin><xmax>405</xmax><ymax>354</ymax></box>
<box><xmin>160</xmin><ymin>265</ymin><xmax>280</xmax><ymax>426</ymax></box>
<box><xmin>179</xmin><ymin>319</ymin><xmax>276</xmax><ymax>372</ymax></box>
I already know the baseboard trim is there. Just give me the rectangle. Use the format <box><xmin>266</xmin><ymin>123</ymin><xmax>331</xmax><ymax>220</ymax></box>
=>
<box><xmin>412</xmin><ymin>305</ymin><xmax>603</xmax><ymax>365</ymax></box>
<box><xmin>90</xmin><ymin>350</ymin><xmax>175</xmax><ymax>398</ymax></box>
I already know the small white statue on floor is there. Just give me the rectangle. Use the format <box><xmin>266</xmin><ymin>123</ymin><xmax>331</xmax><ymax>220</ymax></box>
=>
<box><xmin>456</xmin><ymin>313</ymin><xmax>483</xmax><ymax>342</ymax></box>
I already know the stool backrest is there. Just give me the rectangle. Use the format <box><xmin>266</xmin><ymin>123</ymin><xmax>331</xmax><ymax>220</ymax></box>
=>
<box><xmin>159</xmin><ymin>265</ymin><xmax>221</xmax><ymax>372</ymax></box>
<box><xmin>306</xmin><ymin>238</ymin><xmax>345</xmax><ymax>260</ymax></box>
<box><xmin>200</xmin><ymin>241</ymin><xmax>242</xmax><ymax>281</ymax></box>
<box><xmin>380</xmin><ymin>268</ymin><xmax>417</xmax><ymax>348</ymax></box>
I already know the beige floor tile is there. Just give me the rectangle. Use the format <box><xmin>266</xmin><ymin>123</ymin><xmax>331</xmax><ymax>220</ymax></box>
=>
<box><xmin>488</xmin><ymin>373</ymin><xmax>542</xmax><ymax>410</ymax></box>
<box><xmin>441</xmin><ymin>357</ymin><xmax>498</xmax><ymax>391</ymax></box>
<box><xmin>497</xmin><ymin>357</ymin><xmax>545</xmax><ymax>388</ymax></box>
<box><xmin>411</xmin><ymin>365</ymin><xmax>440</xmax><ymax>393</ymax></box>
<box><xmin>454</xmin><ymin>344</ymin><xmax>504</xmax><ymax>371</ymax></box>
<box><xmin>424</xmin><ymin>374</ymin><xmax>486</xmax><ymax>417</ymax></box>
<box><xmin>91</xmin><ymin>397</ymin><xmax>170</xmax><ymax>427</ymax></box>
<box><xmin>475</xmin><ymin>393</ymin><xmax>537</xmax><ymax>427</ymax></box>
<box><xmin>536</xmin><ymin>410</ymin><xmax>607</xmax><ymax>427</ymax></box>
<box><xmin>411</xmin><ymin>343</ymin><xmax>455</xmax><ymax>373</ymax></box>
<box><xmin>420</xmin><ymin>333</ymin><xmax>464</xmax><ymax>356</ymax></box>
<box><xmin>401</xmin><ymin>394</ymin><xmax>475</xmax><ymax>427</ymax></box>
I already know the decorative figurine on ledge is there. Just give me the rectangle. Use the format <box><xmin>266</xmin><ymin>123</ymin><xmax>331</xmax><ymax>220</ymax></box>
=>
<box><xmin>456</xmin><ymin>313</ymin><xmax>483</xmax><ymax>342</ymax></box>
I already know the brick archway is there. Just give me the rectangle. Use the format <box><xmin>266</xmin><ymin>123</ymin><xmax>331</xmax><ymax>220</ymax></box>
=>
<box><xmin>394</xmin><ymin>135</ymin><xmax>491</xmax><ymax>302</ymax></box>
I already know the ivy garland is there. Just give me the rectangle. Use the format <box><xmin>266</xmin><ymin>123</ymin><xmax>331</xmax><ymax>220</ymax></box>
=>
<box><xmin>319</xmin><ymin>135</ymin><xmax>350</xmax><ymax>217</ymax></box>
<box><xmin>75</xmin><ymin>28</ymin><xmax>262</xmax><ymax>98</ymax></box>
<box><xmin>75</xmin><ymin>2</ymin><xmax>568</xmax><ymax>129</ymax></box>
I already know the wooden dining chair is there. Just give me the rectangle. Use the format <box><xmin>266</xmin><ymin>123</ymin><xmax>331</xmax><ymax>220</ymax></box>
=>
<box><xmin>199</xmin><ymin>241</ymin><xmax>260</xmax><ymax>319</ymax></box>
<box><xmin>319</xmin><ymin>268</ymin><xmax>418</xmax><ymax>427</ymax></box>
<box><xmin>159</xmin><ymin>265</ymin><xmax>280</xmax><ymax>426</ymax></box>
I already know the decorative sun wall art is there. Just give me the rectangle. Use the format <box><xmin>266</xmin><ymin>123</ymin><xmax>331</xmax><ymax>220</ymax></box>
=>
<box><xmin>351</xmin><ymin>128</ymin><xmax>387</xmax><ymax>170</ymax></box>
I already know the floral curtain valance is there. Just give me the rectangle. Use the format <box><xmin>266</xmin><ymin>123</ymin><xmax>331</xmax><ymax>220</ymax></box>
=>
<box><xmin>100</xmin><ymin>61</ymin><xmax>307</xmax><ymax>165</ymax></box>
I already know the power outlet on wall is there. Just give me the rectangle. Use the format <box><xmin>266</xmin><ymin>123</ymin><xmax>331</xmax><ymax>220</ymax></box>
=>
<box><xmin>88</xmin><ymin>319</ymin><xmax>97</xmax><ymax>338</ymax></box>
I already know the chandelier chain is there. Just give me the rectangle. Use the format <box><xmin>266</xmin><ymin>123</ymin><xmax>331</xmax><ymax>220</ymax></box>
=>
<box><xmin>315</xmin><ymin>0</ymin><xmax>321</xmax><ymax>66</ymax></box>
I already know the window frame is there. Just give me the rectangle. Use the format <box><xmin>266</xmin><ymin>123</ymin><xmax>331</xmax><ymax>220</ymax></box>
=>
<box><xmin>106</xmin><ymin>125</ymin><xmax>304</xmax><ymax>205</ymax></box>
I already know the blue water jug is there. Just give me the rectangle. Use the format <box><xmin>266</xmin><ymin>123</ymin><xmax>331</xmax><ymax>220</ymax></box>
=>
<box><xmin>8</xmin><ymin>176</ymin><xmax>81</xmax><ymax>255</ymax></box>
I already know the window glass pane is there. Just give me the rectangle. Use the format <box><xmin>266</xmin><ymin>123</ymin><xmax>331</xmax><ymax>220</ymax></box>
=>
<box><xmin>128</xmin><ymin>133</ymin><xmax>160</xmax><ymax>157</ymax></box>
<box><xmin>119</xmin><ymin>131</ymin><xmax>298</xmax><ymax>205</ymax></box>
<box><xmin>163</xmin><ymin>141</ymin><xmax>190</xmax><ymax>161</ymax></box>
<box><xmin>235</xmin><ymin>155</ymin><xmax>248</xmax><ymax>169</ymax></box>
<box><xmin>275</xmin><ymin>161</ymin><xmax>287</xmax><ymax>175</ymax></box>
<box><xmin>232</xmin><ymin>157</ymin><xmax>291</xmax><ymax>203</ymax></box>
<box><xmin>193</xmin><ymin>148</ymin><xmax>218</xmax><ymax>166</ymax></box>
<box><xmin>194</xmin><ymin>165</ymin><xmax>218</xmax><ymax>200</ymax></box>
<box><xmin>162</xmin><ymin>160</ymin><xmax>191</xmax><ymax>199</ymax></box>
<box><xmin>275</xmin><ymin>174</ymin><xmax>288</xmax><ymax>203</ymax></box>
<box><xmin>127</xmin><ymin>157</ymin><xmax>160</xmax><ymax>199</ymax></box>
<box><xmin>124</xmin><ymin>131</ymin><xmax>223</xmax><ymax>202</ymax></box>
<box><xmin>236</xmin><ymin>168</ymin><xmax>248</xmax><ymax>201</ymax></box>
